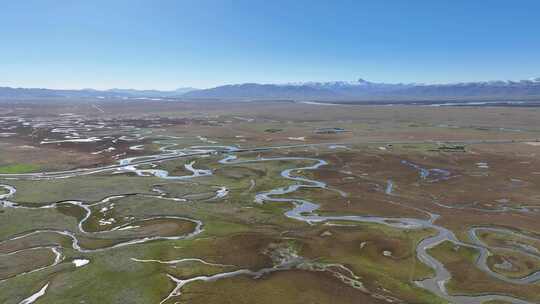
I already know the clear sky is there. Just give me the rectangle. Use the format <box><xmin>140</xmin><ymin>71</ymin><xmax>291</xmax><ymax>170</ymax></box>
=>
<box><xmin>1</xmin><ymin>0</ymin><xmax>539</xmax><ymax>90</ymax></box>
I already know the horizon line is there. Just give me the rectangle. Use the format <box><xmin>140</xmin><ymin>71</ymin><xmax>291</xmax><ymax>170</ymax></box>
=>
<box><xmin>2</xmin><ymin>76</ymin><xmax>540</xmax><ymax>92</ymax></box>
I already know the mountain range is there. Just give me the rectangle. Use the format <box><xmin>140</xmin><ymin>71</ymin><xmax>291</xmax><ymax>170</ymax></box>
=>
<box><xmin>183</xmin><ymin>78</ymin><xmax>540</xmax><ymax>99</ymax></box>
<box><xmin>2</xmin><ymin>78</ymin><xmax>540</xmax><ymax>100</ymax></box>
<box><xmin>0</xmin><ymin>87</ymin><xmax>196</xmax><ymax>99</ymax></box>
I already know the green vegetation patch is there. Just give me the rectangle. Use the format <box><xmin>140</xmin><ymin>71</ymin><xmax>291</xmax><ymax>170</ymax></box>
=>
<box><xmin>0</xmin><ymin>163</ymin><xmax>41</xmax><ymax>174</ymax></box>
<box><xmin>298</xmin><ymin>223</ymin><xmax>443</xmax><ymax>304</ymax></box>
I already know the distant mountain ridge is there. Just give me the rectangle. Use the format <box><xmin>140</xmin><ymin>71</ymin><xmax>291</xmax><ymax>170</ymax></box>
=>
<box><xmin>0</xmin><ymin>87</ymin><xmax>196</xmax><ymax>99</ymax></box>
<box><xmin>183</xmin><ymin>78</ymin><xmax>540</xmax><ymax>99</ymax></box>
<box><xmin>2</xmin><ymin>78</ymin><xmax>540</xmax><ymax>100</ymax></box>
<box><xmin>182</xmin><ymin>83</ymin><xmax>337</xmax><ymax>99</ymax></box>
<box><xmin>107</xmin><ymin>87</ymin><xmax>196</xmax><ymax>97</ymax></box>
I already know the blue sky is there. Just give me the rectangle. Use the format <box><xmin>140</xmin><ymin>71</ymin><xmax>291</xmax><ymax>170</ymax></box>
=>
<box><xmin>1</xmin><ymin>0</ymin><xmax>539</xmax><ymax>89</ymax></box>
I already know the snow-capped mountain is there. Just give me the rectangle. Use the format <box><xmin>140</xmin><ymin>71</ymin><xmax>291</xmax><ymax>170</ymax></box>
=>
<box><xmin>284</xmin><ymin>79</ymin><xmax>417</xmax><ymax>96</ymax></box>
<box><xmin>184</xmin><ymin>77</ymin><xmax>540</xmax><ymax>99</ymax></box>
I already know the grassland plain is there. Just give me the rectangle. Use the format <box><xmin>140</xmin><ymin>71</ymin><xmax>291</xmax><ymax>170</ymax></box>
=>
<box><xmin>1</xmin><ymin>100</ymin><xmax>540</xmax><ymax>303</ymax></box>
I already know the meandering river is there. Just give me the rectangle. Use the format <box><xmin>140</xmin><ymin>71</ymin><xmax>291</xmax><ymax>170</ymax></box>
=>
<box><xmin>1</xmin><ymin>142</ymin><xmax>539</xmax><ymax>304</ymax></box>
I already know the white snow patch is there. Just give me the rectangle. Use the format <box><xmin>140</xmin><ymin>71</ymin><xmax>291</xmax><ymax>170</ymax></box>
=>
<box><xmin>287</xmin><ymin>137</ymin><xmax>305</xmax><ymax>141</ymax></box>
<box><xmin>73</xmin><ymin>259</ymin><xmax>90</xmax><ymax>267</ymax></box>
